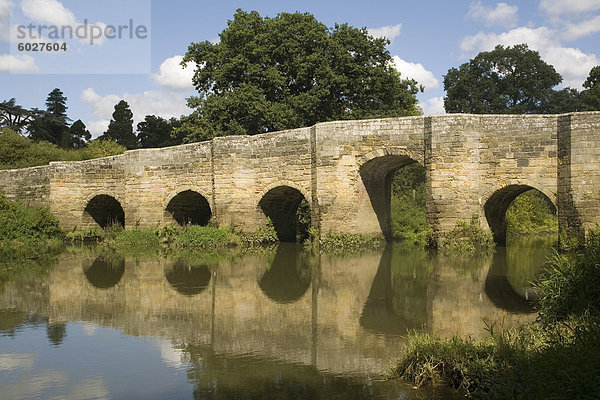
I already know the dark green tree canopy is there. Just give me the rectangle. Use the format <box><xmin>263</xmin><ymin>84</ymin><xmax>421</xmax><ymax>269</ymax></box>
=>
<box><xmin>0</xmin><ymin>98</ymin><xmax>34</xmax><ymax>133</ymax></box>
<box><xmin>28</xmin><ymin>88</ymin><xmax>74</xmax><ymax>147</ymax></box>
<box><xmin>137</xmin><ymin>115</ymin><xmax>179</xmax><ymax>148</ymax></box>
<box><xmin>444</xmin><ymin>44</ymin><xmax>563</xmax><ymax>114</ymax></box>
<box><xmin>45</xmin><ymin>88</ymin><xmax>68</xmax><ymax>124</ymax></box>
<box><xmin>103</xmin><ymin>100</ymin><xmax>136</xmax><ymax>149</ymax></box>
<box><xmin>581</xmin><ymin>66</ymin><xmax>600</xmax><ymax>111</ymax></box>
<box><xmin>68</xmin><ymin>120</ymin><xmax>91</xmax><ymax>149</ymax></box>
<box><xmin>181</xmin><ymin>9</ymin><xmax>420</xmax><ymax>140</ymax></box>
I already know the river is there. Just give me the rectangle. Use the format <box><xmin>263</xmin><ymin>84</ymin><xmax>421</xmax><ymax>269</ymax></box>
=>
<box><xmin>0</xmin><ymin>236</ymin><xmax>555</xmax><ymax>399</ymax></box>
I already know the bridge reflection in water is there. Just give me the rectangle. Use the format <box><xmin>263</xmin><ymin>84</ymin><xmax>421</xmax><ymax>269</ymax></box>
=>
<box><xmin>0</xmin><ymin>240</ymin><xmax>552</xmax><ymax>397</ymax></box>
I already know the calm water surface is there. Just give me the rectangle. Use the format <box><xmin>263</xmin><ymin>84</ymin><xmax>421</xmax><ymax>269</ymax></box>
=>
<box><xmin>0</xmin><ymin>237</ymin><xmax>555</xmax><ymax>399</ymax></box>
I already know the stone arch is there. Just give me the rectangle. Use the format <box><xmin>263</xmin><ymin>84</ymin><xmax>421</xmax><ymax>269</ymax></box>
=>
<box><xmin>483</xmin><ymin>184</ymin><xmax>556</xmax><ymax>245</ymax></box>
<box><xmin>84</xmin><ymin>194</ymin><xmax>125</xmax><ymax>228</ymax></box>
<box><xmin>165</xmin><ymin>261</ymin><xmax>212</xmax><ymax>296</ymax></box>
<box><xmin>359</xmin><ymin>150</ymin><xmax>423</xmax><ymax>239</ymax></box>
<box><xmin>258</xmin><ymin>182</ymin><xmax>311</xmax><ymax>242</ymax></box>
<box><xmin>83</xmin><ymin>256</ymin><xmax>125</xmax><ymax>289</ymax></box>
<box><xmin>165</xmin><ymin>189</ymin><xmax>212</xmax><ymax>226</ymax></box>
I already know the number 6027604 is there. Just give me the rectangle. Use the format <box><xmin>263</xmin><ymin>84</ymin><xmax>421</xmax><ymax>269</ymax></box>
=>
<box><xmin>17</xmin><ymin>42</ymin><xmax>67</xmax><ymax>51</ymax></box>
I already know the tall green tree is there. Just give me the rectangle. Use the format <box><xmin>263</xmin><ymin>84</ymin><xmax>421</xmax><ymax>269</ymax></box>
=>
<box><xmin>136</xmin><ymin>115</ymin><xmax>180</xmax><ymax>148</ymax></box>
<box><xmin>444</xmin><ymin>44</ymin><xmax>564</xmax><ymax>114</ymax></box>
<box><xmin>0</xmin><ymin>98</ymin><xmax>34</xmax><ymax>133</ymax></box>
<box><xmin>181</xmin><ymin>9</ymin><xmax>421</xmax><ymax>141</ymax></box>
<box><xmin>68</xmin><ymin>119</ymin><xmax>91</xmax><ymax>149</ymax></box>
<box><xmin>580</xmin><ymin>66</ymin><xmax>600</xmax><ymax>111</ymax></box>
<box><xmin>28</xmin><ymin>88</ymin><xmax>71</xmax><ymax>147</ymax></box>
<box><xmin>45</xmin><ymin>88</ymin><xmax>68</xmax><ymax>123</ymax></box>
<box><xmin>103</xmin><ymin>100</ymin><xmax>136</xmax><ymax>149</ymax></box>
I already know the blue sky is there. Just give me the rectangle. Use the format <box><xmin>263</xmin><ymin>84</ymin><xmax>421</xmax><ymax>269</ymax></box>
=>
<box><xmin>1</xmin><ymin>0</ymin><xmax>599</xmax><ymax>137</ymax></box>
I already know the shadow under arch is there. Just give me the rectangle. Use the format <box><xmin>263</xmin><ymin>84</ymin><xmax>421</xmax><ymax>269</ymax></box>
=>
<box><xmin>84</xmin><ymin>194</ymin><xmax>125</xmax><ymax>228</ymax></box>
<box><xmin>83</xmin><ymin>256</ymin><xmax>125</xmax><ymax>289</ymax></box>
<box><xmin>258</xmin><ymin>244</ymin><xmax>311</xmax><ymax>304</ymax></box>
<box><xmin>259</xmin><ymin>186</ymin><xmax>309</xmax><ymax>242</ymax></box>
<box><xmin>484</xmin><ymin>247</ymin><xmax>536</xmax><ymax>314</ymax></box>
<box><xmin>166</xmin><ymin>190</ymin><xmax>212</xmax><ymax>226</ymax></box>
<box><xmin>359</xmin><ymin>154</ymin><xmax>421</xmax><ymax>240</ymax></box>
<box><xmin>165</xmin><ymin>261</ymin><xmax>212</xmax><ymax>296</ymax></box>
<box><xmin>359</xmin><ymin>244</ymin><xmax>429</xmax><ymax>335</ymax></box>
<box><xmin>484</xmin><ymin>185</ymin><xmax>556</xmax><ymax>245</ymax></box>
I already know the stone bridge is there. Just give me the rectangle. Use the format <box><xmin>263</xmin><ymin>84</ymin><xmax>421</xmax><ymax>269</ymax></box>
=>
<box><xmin>1</xmin><ymin>112</ymin><xmax>599</xmax><ymax>243</ymax></box>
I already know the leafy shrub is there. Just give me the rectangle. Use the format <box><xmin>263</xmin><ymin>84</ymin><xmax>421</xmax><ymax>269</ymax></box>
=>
<box><xmin>506</xmin><ymin>190</ymin><xmax>558</xmax><ymax>236</ymax></box>
<box><xmin>240</xmin><ymin>218</ymin><xmax>279</xmax><ymax>246</ymax></box>
<box><xmin>439</xmin><ymin>216</ymin><xmax>494</xmax><ymax>255</ymax></box>
<box><xmin>0</xmin><ymin>128</ymin><xmax>125</xmax><ymax>170</ymax></box>
<box><xmin>390</xmin><ymin>163</ymin><xmax>433</xmax><ymax>246</ymax></box>
<box><xmin>112</xmin><ymin>228</ymin><xmax>161</xmax><ymax>250</ymax></box>
<box><xmin>174</xmin><ymin>225</ymin><xmax>240</xmax><ymax>249</ymax></box>
<box><xmin>79</xmin><ymin>139</ymin><xmax>126</xmax><ymax>159</ymax></box>
<box><xmin>0</xmin><ymin>193</ymin><xmax>62</xmax><ymax>241</ymax></box>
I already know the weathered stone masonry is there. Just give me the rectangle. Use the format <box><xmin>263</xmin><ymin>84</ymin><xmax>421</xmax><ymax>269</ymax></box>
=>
<box><xmin>0</xmin><ymin>112</ymin><xmax>599</xmax><ymax>243</ymax></box>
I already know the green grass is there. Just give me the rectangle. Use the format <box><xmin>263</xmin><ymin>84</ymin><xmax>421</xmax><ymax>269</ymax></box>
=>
<box><xmin>318</xmin><ymin>232</ymin><xmax>385</xmax><ymax>255</ymax></box>
<box><xmin>395</xmin><ymin>229</ymin><xmax>600</xmax><ymax>399</ymax></box>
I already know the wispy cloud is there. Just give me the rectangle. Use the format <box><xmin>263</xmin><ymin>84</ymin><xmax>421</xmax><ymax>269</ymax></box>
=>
<box><xmin>368</xmin><ymin>24</ymin><xmax>402</xmax><ymax>42</ymax></box>
<box><xmin>0</xmin><ymin>54</ymin><xmax>39</xmax><ymax>72</ymax></box>
<box><xmin>467</xmin><ymin>1</ymin><xmax>518</xmax><ymax>28</ymax></box>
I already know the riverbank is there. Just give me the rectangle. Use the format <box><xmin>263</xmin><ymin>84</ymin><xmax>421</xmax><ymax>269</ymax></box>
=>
<box><xmin>394</xmin><ymin>230</ymin><xmax>600</xmax><ymax>399</ymax></box>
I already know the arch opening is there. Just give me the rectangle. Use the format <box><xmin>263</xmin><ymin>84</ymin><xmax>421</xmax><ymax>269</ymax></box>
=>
<box><xmin>166</xmin><ymin>261</ymin><xmax>211</xmax><ymax>296</ymax></box>
<box><xmin>484</xmin><ymin>185</ymin><xmax>557</xmax><ymax>245</ymax></box>
<box><xmin>360</xmin><ymin>155</ymin><xmax>428</xmax><ymax>241</ymax></box>
<box><xmin>166</xmin><ymin>190</ymin><xmax>212</xmax><ymax>226</ymax></box>
<box><xmin>84</xmin><ymin>194</ymin><xmax>125</xmax><ymax>228</ymax></box>
<box><xmin>259</xmin><ymin>186</ymin><xmax>310</xmax><ymax>242</ymax></box>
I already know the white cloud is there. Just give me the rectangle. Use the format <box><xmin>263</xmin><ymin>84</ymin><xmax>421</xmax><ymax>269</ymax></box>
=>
<box><xmin>539</xmin><ymin>0</ymin><xmax>600</xmax><ymax>16</ymax></box>
<box><xmin>20</xmin><ymin>0</ymin><xmax>76</xmax><ymax>26</ymax></box>
<box><xmin>460</xmin><ymin>26</ymin><xmax>599</xmax><ymax>88</ymax></box>
<box><xmin>0</xmin><ymin>0</ymin><xmax>9</xmax><ymax>41</ymax></box>
<box><xmin>151</xmin><ymin>55</ymin><xmax>195</xmax><ymax>91</ymax></box>
<box><xmin>368</xmin><ymin>24</ymin><xmax>402</xmax><ymax>42</ymax></box>
<box><xmin>0</xmin><ymin>0</ymin><xmax>9</xmax><ymax>19</ymax></box>
<box><xmin>467</xmin><ymin>1</ymin><xmax>518</xmax><ymax>27</ymax></box>
<box><xmin>81</xmin><ymin>88</ymin><xmax>191</xmax><ymax>137</ymax></box>
<box><xmin>421</xmin><ymin>96</ymin><xmax>445</xmax><ymax>115</ymax></box>
<box><xmin>562</xmin><ymin>15</ymin><xmax>600</xmax><ymax>40</ymax></box>
<box><xmin>0</xmin><ymin>53</ymin><xmax>39</xmax><ymax>72</ymax></box>
<box><xmin>18</xmin><ymin>0</ymin><xmax>108</xmax><ymax>45</ymax></box>
<box><xmin>391</xmin><ymin>55</ymin><xmax>439</xmax><ymax>90</ymax></box>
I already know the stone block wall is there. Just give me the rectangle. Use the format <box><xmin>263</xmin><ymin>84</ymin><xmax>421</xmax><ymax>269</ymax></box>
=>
<box><xmin>0</xmin><ymin>112</ymin><xmax>598</xmax><ymax>241</ymax></box>
<box><xmin>211</xmin><ymin>127</ymin><xmax>313</xmax><ymax>232</ymax></box>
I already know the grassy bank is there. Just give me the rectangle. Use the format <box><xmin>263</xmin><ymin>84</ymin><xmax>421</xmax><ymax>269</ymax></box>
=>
<box><xmin>66</xmin><ymin>220</ymin><xmax>279</xmax><ymax>253</ymax></box>
<box><xmin>395</xmin><ymin>230</ymin><xmax>600</xmax><ymax>399</ymax></box>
